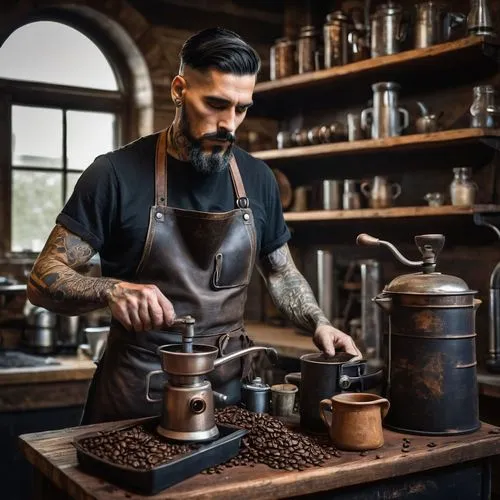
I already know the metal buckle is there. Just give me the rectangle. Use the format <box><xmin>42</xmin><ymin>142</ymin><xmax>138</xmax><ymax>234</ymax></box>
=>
<box><xmin>237</xmin><ymin>197</ymin><xmax>249</xmax><ymax>209</ymax></box>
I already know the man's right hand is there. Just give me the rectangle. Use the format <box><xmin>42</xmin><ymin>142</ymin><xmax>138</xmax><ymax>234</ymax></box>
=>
<box><xmin>106</xmin><ymin>282</ymin><xmax>176</xmax><ymax>332</ymax></box>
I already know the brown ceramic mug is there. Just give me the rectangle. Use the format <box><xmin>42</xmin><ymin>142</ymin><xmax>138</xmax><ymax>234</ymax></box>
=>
<box><xmin>319</xmin><ymin>392</ymin><xmax>390</xmax><ymax>451</ymax></box>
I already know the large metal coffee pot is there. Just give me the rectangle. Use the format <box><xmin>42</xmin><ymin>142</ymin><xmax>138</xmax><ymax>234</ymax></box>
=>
<box><xmin>357</xmin><ymin>233</ymin><xmax>480</xmax><ymax>436</ymax></box>
<box><xmin>145</xmin><ymin>316</ymin><xmax>278</xmax><ymax>442</ymax></box>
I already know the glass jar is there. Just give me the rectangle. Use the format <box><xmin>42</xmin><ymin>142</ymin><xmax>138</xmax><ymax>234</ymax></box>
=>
<box><xmin>449</xmin><ymin>167</ymin><xmax>477</xmax><ymax>206</ymax></box>
<box><xmin>297</xmin><ymin>25</ymin><xmax>320</xmax><ymax>74</ymax></box>
<box><xmin>470</xmin><ymin>85</ymin><xmax>497</xmax><ymax>128</ymax></box>
<box><xmin>270</xmin><ymin>38</ymin><xmax>295</xmax><ymax>80</ymax></box>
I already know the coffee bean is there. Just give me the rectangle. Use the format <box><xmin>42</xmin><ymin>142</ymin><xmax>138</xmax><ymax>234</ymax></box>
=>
<box><xmin>375</xmin><ymin>455</ymin><xmax>382</xmax><ymax>459</ymax></box>
<box><xmin>359</xmin><ymin>451</ymin><xmax>368</xmax><ymax>457</ymax></box>
<box><xmin>427</xmin><ymin>442</ymin><xmax>437</xmax><ymax>448</ymax></box>
<box><xmin>401</xmin><ymin>448</ymin><xmax>410</xmax><ymax>453</ymax></box>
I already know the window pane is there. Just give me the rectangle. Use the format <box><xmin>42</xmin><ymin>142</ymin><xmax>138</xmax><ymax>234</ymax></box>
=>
<box><xmin>66</xmin><ymin>172</ymin><xmax>83</xmax><ymax>202</ymax></box>
<box><xmin>0</xmin><ymin>21</ymin><xmax>118</xmax><ymax>91</ymax></box>
<box><xmin>67</xmin><ymin>111</ymin><xmax>116</xmax><ymax>170</ymax></box>
<box><xmin>12</xmin><ymin>105</ymin><xmax>62</xmax><ymax>168</ymax></box>
<box><xmin>11</xmin><ymin>171</ymin><xmax>62</xmax><ymax>252</ymax></box>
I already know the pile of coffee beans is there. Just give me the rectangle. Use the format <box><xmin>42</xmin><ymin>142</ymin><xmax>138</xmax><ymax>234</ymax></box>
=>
<box><xmin>207</xmin><ymin>406</ymin><xmax>337</xmax><ymax>473</ymax></box>
<box><xmin>77</xmin><ymin>406</ymin><xmax>338</xmax><ymax>473</ymax></box>
<box><xmin>77</xmin><ymin>423</ymin><xmax>199</xmax><ymax>470</ymax></box>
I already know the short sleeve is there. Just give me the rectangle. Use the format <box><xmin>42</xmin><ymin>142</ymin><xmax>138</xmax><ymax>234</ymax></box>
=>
<box><xmin>56</xmin><ymin>154</ymin><xmax>118</xmax><ymax>252</ymax></box>
<box><xmin>259</xmin><ymin>165</ymin><xmax>291</xmax><ymax>258</ymax></box>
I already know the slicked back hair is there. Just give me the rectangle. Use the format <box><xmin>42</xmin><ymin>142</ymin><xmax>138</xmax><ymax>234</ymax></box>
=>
<box><xmin>179</xmin><ymin>27</ymin><xmax>261</xmax><ymax>76</ymax></box>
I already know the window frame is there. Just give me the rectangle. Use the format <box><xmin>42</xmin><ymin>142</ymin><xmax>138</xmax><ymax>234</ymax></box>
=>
<box><xmin>0</xmin><ymin>14</ymin><xmax>132</xmax><ymax>258</ymax></box>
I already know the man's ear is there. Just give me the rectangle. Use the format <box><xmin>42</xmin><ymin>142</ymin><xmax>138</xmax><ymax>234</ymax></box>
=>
<box><xmin>171</xmin><ymin>75</ymin><xmax>187</xmax><ymax>107</ymax></box>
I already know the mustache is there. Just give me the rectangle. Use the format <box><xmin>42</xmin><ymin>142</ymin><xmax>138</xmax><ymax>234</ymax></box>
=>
<box><xmin>200</xmin><ymin>131</ymin><xmax>236</xmax><ymax>143</ymax></box>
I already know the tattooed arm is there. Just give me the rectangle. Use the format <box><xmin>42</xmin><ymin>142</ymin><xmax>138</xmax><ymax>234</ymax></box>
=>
<box><xmin>258</xmin><ymin>243</ymin><xmax>361</xmax><ymax>357</ymax></box>
<box><xmin>27</xmin><ymin>224</ymin><xmax>175</xmax><ymax>331</ymax></box>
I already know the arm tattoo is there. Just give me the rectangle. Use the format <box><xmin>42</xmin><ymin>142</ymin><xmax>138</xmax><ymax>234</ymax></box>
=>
<box><xmin>28</xmin><ymin>224</ymin><xmax>119</xmax><ymax>314</ymax></box>
<box><xmin>258</xmin><ymin>244</ymin><xmax>330</xmax><ymax>333</ymax></box>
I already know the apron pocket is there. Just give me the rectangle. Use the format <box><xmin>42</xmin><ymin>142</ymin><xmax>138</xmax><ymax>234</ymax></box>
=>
<box><xmin>212</xmin><ymin>252</ymin><xmax>250</xmax><ymax>289</ymax></box>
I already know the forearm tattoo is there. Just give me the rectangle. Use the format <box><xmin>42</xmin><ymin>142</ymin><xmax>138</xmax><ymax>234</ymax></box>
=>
<box><xmin>28</xmin><ymin>225</ymin><xmax>119</xmax><ymax>314</ymax></box>
<box><xmin>259</xmin><ymin>244</ymin><xmax>330</xmax><ymax>332</ymax></box>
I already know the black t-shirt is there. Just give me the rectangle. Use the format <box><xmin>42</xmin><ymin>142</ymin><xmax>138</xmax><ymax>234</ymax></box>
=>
<box><xmin>56</xmin><ymin>132</ymin><xmax>291</xmax><ymax>280</ymax></box>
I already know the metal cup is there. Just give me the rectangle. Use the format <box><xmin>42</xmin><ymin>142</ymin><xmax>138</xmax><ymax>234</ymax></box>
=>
<box><xmin>271</xmin><ymin>383</ymin><xmax>298</xmax><ymax>417</ymax></box>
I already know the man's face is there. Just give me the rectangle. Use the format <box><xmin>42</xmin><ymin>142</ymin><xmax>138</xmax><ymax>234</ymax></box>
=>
<box><xmin>176</xmin><ymin>67</ymin><xmax>256</xmax><ymax>174</ymax></box>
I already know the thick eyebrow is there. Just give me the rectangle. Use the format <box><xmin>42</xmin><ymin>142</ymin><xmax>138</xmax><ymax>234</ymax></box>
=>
<box><xmin>205</xmin><ymin>95</ymin><xmax>253</xmax><ymax>109</ymax></box>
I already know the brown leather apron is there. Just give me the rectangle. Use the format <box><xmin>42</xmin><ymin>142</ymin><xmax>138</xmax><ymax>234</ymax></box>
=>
<box><xmin>81</xmin><ymin>130</ymin><xmax>257</xmax><ymax>424</ymax></box>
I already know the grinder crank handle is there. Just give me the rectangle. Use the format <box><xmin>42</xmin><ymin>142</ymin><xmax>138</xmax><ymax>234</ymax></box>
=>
<box><xmin>172</xmin><ymin>315</ymin><xmax>196</xmax><ymax>353</ymax></box>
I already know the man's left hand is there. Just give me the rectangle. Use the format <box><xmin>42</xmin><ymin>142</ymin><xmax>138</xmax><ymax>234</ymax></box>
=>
<box><xmin>313</xmin><ymin>324</ymin><xmax>362</xmax><ymax>359</ymax></box>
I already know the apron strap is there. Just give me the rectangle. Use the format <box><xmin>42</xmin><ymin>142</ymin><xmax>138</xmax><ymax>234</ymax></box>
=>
<box><xmin>155</xmin><ymin>127</ymin><xmax>249</xmax><ymax>208</ymax></box>
<box><xmin>155</xmin><ymin>129</ymin><xmax>167</xmax><ymax>207</ymax></box>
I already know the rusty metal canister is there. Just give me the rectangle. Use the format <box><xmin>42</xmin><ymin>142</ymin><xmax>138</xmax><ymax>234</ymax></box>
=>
<box><xmin>297</xmin><ymin>25</ymin><xmax>319</xmax><ymax>74</ymax></box>
<box><xmin>270</xmin><ymin>37</ymin><xmax>295</xmax><ymax>80</ymax></box>
<box><xmin>323</xmin><ymin>11</ymin><xmax>349</xmax><ymax>68</ymax></box>
<box><xmin>357</xmin><ymin>233</ymin><xmax>480</xmax><ymax>436</ymax></box>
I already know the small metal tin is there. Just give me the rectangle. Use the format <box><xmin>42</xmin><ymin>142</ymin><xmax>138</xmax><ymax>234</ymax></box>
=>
<box><xmin>241</xmin><ymin>377</ymin><xmax>270</xmax><ymax>413</ymax></box>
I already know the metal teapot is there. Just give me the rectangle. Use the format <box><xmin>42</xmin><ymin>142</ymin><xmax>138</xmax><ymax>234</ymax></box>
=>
<box><xmin>356</xmin><ymin>233</ymin><xmax>480</xmax><ymax>436</ymax></box>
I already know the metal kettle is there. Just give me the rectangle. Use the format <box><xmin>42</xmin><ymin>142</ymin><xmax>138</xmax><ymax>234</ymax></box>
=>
<box><xmin>23</xmin><ymin>302</ymin><xmax>57</xmax><ymax>354</ymax></box>
<box><xmin>356</xmin><ymin>233</ymin><xmax>480</xmax><ymax>436</ymax></box>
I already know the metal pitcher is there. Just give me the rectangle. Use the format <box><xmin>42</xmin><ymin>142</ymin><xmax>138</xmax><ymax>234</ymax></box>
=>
<box><xmin>414</xmin><ymin>2</ymin><xmax>466</xmax><ymax>48</ymax></box>
<box><xmin>361</xmin><ymin>82</ymin><xmax>409</xmax><ymax>138</ymax></box>
<box><xmin>361</xmin><ymin>175</ymin><xmax>402</xmax><ymax>208</ymax></box>
<box><xmin>370</xmin><ymin>3</ymin><xmax>408</xmax><ymax>57</ymax></box>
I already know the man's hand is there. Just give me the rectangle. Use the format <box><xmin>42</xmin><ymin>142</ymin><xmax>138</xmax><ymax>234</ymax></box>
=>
<box><xmin>106</xmin><ymin>282</ymin><xmax>176</xmax><ymax>332</ymax></box>
<box><xmin>313</xmin><ymin>324</ymin><xmax>362</xmax><ymax>359</ymax></box>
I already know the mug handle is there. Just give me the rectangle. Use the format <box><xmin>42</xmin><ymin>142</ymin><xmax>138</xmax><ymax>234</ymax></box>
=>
<box><xmin>360</xmin><ymin>108</ymin><xmax>373</xmax><ymax>130</ymax></box>
<box><xmin>360</xmin><ymin>181</ymin><xmax>372</xmax><ymax>198</ymax></box>
<box><xmin>319</xmin><ymin>399</ymin><xmax>334</xmax><ymax>429</ymax></box>
<box><xmin>379</xmin><ymin>398</ymin><xmax>391</xmax><ymax>418</ymax></box>
<box><xmin>399</xmin><ymin>108</ymin><xmax>410</xmax><ymax>131</ymax></box>
<box><xmin>391</xmin><ymin>182</ymin><xmax>402</xmax><ymax>199</ymax></box>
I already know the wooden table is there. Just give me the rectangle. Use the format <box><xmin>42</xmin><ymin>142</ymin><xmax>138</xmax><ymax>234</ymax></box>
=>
<box><xmin>19</xmin><ymin>418</ymin><xmax>500</xmax><ymax>499</ymax></box>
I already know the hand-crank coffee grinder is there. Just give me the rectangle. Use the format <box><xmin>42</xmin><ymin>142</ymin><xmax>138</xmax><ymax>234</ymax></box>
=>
<box><xmin>145</xmin><ymin>315</ymin><xmax>278</xmax><ymax>442</ymax></box>
<box><xmin>357</xmin><ymin>233</ymin><xmax>481</xmax><ymax>436</ymax></box>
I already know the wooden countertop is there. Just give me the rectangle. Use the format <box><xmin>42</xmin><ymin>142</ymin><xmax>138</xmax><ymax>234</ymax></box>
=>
<box><xmin>0</xmin><ymin>355</ymin><xmax>96</xmax><ymax>386</ymax></box>
<box><xmin>245</xmin><ymin>322</ymin><xmax>315</xmax><ymax>359</ymax></box>
<box><xmin>19</xmin><ymin>418</ymin><xmax>500</xmax><ymax>500</ymax></box>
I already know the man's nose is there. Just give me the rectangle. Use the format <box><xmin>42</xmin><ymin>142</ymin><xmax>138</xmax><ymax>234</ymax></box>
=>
<box><xmin>217</xmin><ymin>108</ymin><xmax>236</xmax><ymax>135</ymax></box>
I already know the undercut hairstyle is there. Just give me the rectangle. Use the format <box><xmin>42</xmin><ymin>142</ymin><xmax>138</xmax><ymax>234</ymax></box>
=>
<box><xmin>179</xmin><ymin>27</ymin><xmax>261</xmax><ymax>76</ymax></box>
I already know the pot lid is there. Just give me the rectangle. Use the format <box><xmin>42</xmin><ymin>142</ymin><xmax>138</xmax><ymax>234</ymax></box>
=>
<box><xmin>242</xmin><ymin>376</ymin><xmax>270</xmax><ymax>391</ymax></box>
<box><xmin>384</xmin><ymin>272</ymin><xmax>474</xmax><ymax>294</ymax></box>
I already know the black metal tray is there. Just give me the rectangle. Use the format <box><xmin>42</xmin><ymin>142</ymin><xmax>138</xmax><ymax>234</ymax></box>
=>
<box><xmin>74</xmin><ymin>418</ymin><xmax>247</xmax><ymax>495</ymax></box>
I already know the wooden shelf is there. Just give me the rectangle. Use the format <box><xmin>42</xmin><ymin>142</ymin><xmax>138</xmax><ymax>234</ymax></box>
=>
<box><xmin>252</xmin><ymin>36</ymin><xmax>499</xmax><ymax>117</ymax></box>
<box><xmin>283</xmin><ymin>204</ymin><xmax>500</xmax><ymax>223</ymax></box>
<box><xmin>252</xmin><ymin>129</ymin><xmax>500</xmax><ymax>182</ymax></box>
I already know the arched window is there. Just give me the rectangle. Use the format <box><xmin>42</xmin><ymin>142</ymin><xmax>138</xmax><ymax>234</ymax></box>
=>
<box><xmin>0</xmin><ymin>20</ymin><xmax>124</xmax><ymax>253</ymax></box>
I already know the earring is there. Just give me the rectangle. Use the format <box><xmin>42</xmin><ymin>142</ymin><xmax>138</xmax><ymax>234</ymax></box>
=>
<box><xmin>174</xmin><ymin>99</ymin><xmax>182</xmax><ymax>108</ymax></box>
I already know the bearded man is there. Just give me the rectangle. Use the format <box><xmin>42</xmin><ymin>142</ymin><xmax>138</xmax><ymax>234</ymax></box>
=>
<box><xmin>27</xmin><ymin>27</ymin><xmax>361</xmax><ymax>424</ymax></box>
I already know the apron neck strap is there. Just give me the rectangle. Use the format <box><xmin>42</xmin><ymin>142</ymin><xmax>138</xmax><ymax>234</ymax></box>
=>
<box><xmin>155</xmin><ymin>128</ymin><xmax>248</xmax><ymax>208</ymax></box>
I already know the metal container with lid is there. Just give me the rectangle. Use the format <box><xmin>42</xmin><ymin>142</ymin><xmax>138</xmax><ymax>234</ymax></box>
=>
<box><xmin>323</xmin><ymin>11</ymin><xmax>349</xmax><ymax>67</ymax></box>
<box><xmin>370</xmin><ymin>2</ymin><xmax>407</xmax><ymax>57</ymax></box>
<box><xmin>357</xmin><ymin>233</ymin><xmax>480</xmax><ymax>436</ymax></box>
<box><xmin>297</xmin><ymin>25</ymin><xmax>319</xmax><ymax>74</ymax></box>
<box><xmin>270</xmin><ymin>37</ymin><xmax>295</xmax><ymax>80</ymax></box>
<box><xmin>241</xmin><ymin>376</ymin><xmax>270</xmax><ymax>413</ymax></box>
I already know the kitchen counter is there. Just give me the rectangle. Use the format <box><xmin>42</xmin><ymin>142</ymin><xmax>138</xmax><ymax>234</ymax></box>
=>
<box><xmin>246</xmin><ymin>321</ymin><xmax>315</xmax><ymax>359</ymax></box>
<box><xmin>0</xmin><ymin>355</ymin><xmax>95</xmax><ymax>412</ymax></box>
<box><xmin>19</xmin><ymin>418</ymin><xmax>500</xmax><ymax>499</ymax></box>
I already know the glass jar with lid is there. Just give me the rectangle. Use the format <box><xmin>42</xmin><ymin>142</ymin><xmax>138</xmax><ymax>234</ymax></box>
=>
<box><xmin>297</xmin><ymin>25</ymin><xmax>320</xmax><ymax>74</ymax></box>
<box><xmin>449</xmin><ymin>167</ymin><xmax>477</xmax><ymax>206</ymax></box>
<box><xmin>470</xmin><ymin>85</ymin><xmax>498</xmax><ymax>128</ymax></box>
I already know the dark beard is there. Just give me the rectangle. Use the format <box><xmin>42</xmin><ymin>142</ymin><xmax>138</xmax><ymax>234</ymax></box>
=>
<box><xmin>179</xmin><ymin>107</ymin><xmax>234</xmax><ymax>174</ymax></box>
